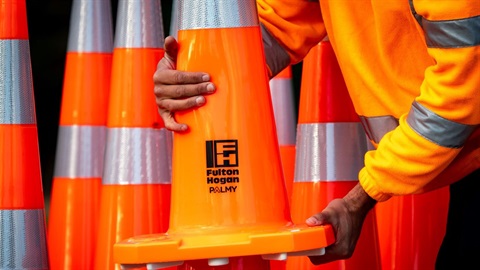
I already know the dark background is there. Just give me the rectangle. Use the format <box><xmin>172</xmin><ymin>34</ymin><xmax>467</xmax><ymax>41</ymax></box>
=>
<box><xmin>25</xmin><ymin>0</ymin><xmax>302</xmax><ymax>203</ymax></box>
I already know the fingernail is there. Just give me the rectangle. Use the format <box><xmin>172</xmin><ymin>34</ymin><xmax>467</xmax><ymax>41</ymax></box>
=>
<box><xmin>202</xmin><ymin>74</ymin><xmax>210</xmax><ymax>82</ymax></box>
<box><xmin>306</xmin><ymin>217</ymin><xmax>319</xmax><ymax>225</ymax></box>
<box><xmin>206</xmin><ymin>83</ymin><xmax>215</xmax><ymax>93</ymax></box>
<box><xmin>196</xmin><ymin>96</ymin><xmax>205</xmax><ymax>106</ymax></box>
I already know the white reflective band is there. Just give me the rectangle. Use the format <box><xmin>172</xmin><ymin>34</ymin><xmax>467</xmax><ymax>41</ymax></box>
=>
<box><xmin>102</xmin><ymin>127</ymin><xmax>172</xmax><ymax>185</ymax></box>
<box><xmin>54</xmin><ymin>125</ymin><xmax>107</xmax><ymax>178</ymax></box>
<box><xmin>178</xmin><ymin>0</ymin><xmax>258</xmax><ymax>30</ymax></box>
<box><xmin>0</xmin><ymin>40</ymin><xmax>35</xmax><ymax>125</ymax></box>
<box><xmin>294</xmin><ymin>123</ymin><xmax>367</xmax><ymax>182</ymax></box>
<box><xmin>114</xmin><ymin>0</ymin><xmax>164</xmax><ymax>49</ymax></box>
<box><xmin>270</xmin><ymin>78</ymin><xmax>296</xmax><ymax>146</ymax></box>
<box><xmin>0</xmin><ymin>209</ymin><xmax>48</xmax><ymax>269</ymax></box>
<box><xmin>67</xmin><ymin>0</ymin><xmax>113</xmax><ymax>53</ymax></box>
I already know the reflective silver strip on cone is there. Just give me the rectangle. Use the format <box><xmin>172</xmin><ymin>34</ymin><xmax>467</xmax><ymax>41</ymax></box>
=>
<box><xmin>114</xmin><ymin>0</ymin><xmax>164</xmax><ymax>49</ymax></box>
<box><xmin>178</xmin><ymin>0</ymin><xmax>258</xmax><ymax>30</ymax></box>
<box><xmin>53</xmin><ymin>125</ymin><xmax>107</xmax><ymax>178</ymax></box>
<box><xmin>294</xmin><ymin>122</ymin><xmax>368</xmax><ymax>182</ymax></box>
<box><xmin>0</xmin><ymin>209</ymin><xmax>48</xmax><ymax>269</ymax></box>
<box><xmin>270</xmin><ymin>78</ymin><xmax>296</xmax><ymax>146</ymax></box>
<box><xmin>102</xmin><ymin>127</ymin><xmax>173</xmax><ymax>185</ymax></box>
<box><xmin>0</xmin><ymin>40</ymin><xmax>35</xmax><ymax>125</ymax></box>
<box><xmin>170</xmin><ymin>0</ymin><xmax>179</xmax><ymax>39</ymax></box>
<box><xmin>67</xmin><ymin>0</ymin><xmax>113</xmax><ymax>53</ymax></box>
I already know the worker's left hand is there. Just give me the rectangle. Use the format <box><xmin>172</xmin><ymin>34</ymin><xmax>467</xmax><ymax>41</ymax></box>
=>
<box><xmin>305</xmin><ymin>183</ymin><xmax>377</xmax><ymax>265</ymax></box>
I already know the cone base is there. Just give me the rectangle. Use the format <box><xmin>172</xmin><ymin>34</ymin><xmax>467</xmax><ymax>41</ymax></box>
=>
<box><xmin>114</xmin><ymin>224</ymin><xmax>334</xmax><ymax>266</ymax></box>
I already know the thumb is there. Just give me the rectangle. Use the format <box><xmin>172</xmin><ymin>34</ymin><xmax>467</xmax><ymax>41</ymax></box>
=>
<box><xmin>306</xmin><ymin>211</ymin><xmax>331</xmax><ymax>226</ymax></box>
<box><xmin>164</xmin><ymin>36</ymin><xmax>179</xmax><ymax>66</ymax></box>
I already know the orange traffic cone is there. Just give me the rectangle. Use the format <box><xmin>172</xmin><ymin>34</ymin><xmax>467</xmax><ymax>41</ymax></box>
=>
<box><xmin>0</xmin><ymin>0</ymin><xmax>49</xmax><ymax>268</ymax></box>
<box><xmin>94</xmin><ymin>1</ymin><xmax>172</xmax><ymax>269</ymax></box>
<box><xmin>376</xmin><ymin>187</ymin><xmax>449</xmax><ymax>270</ymax></box>
<box><xmin>269</xmin><ymin>66</ymin><xmax>297</xmax><ymax>204</ymax></box>
<box><xmin>47</xmin><ymin>1</ymin><xmax>113</xmax><ymax>269</ymax></box>
<box><xmin>113</xmin><ymin>1</ymin><xmax>334</xmax><ymax>269</ymax></box>
<box><xmin>269</xmin><ymin>66</ymin><xmax>297</xmax><ymax>270</ymax></box>
<box><xmin>285</xmin><ymin>40</ymin><xmax>381</xmax><ymax>270</ymax></box>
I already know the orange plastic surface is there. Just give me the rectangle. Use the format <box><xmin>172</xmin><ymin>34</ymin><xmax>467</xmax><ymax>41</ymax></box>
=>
<box><xmin>279</xmin><ymin>145</ymin><xmax>295</xmax><ymax>205</ymax></box>
<box><xmin>60</xmin><ymin>53</ymin><xmax>112</xmax><ymax>125</ymax></box>
<box><xmin>95</xmin><ymin>184</ymin><xmax>171</xmax><ymax>270</ymax></box>
<box><xmin>0</xmin><ymin>124</ymin><xmax>44</xmax><ymax>209</ymax></box>
<box><xmin>0</xmin><ymin>0</ymin><xmax>28</xmax><ymax>39</ymax></box>
<box><xmin>108</xmin><ymin>48</ymin><xmax>164</xmax><ymax>128</ymax></box>
<box><xmin>113</xmin><ymin>26</ymin><xmax>334</xmax><ymax>266</ymax></box>
<box><xmin>274</xmin><ymin>66</ymin><xmax>292</xmax><ymax>79</ymax></box>
<box><xmin>376</xmin><ymin>187</ymin><xmax>449</xmax><ymax>270</ymax></box>
<box><xmin>47</xmin><ymin>177</ymin><xmax>101</xmax><ymax>270</ymax></box>
<box><xmin>298</xmin><ymin>42</ymin><xmax>357</xmax><ymax>124</ymax></box>
<box><xmin>180</xmin><ymin>255</ymin><xmax>271</xmax><ymax>270</ymax></box>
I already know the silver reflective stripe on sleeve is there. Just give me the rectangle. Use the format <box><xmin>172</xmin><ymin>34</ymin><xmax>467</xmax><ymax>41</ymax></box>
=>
<box><xmin>102</xmin><ymin>127</ymin><xmax>173</xmax><ymax>185</ymax></box>
<box><xmin>114</xmin><ymin>0</ymin><xmax>164</xmax><ymax>48</ymax></box>
<box><xmin>407</xmin><ymin>101</ymin><xmax>477</xmax><ymax>148</ymax></box>
<box><xmin>0</xmin><ymin>40</ymin><xmax>35</xmax><ymax>125</ymax></box>
<box><xmin>261</xmin><ymin>23</ymin><xmax>290</xmax><ymax>77</ymax></box>
<box><xmin>0</xmin><ymin>210</ymin><xmax>48</xmax><ymax>269</ymax></box>
<box><xmin>359</xmin><ymin>115</ymin><xmax>399</xmax><ymax>145</ymax></box>
<box><xmin>294</xmin><ymin>123</ymin><xmax>367</xmax><ymax>182</ymax></box>
<box><xmin>270</xmin><ymin>78</ymin><xmax>296</xmax><ymax>145</ymax></box>
<box><xmin>178</xmin><ymin>0</ymin><xmax>258</xmax><ymax>30</ymax></box>
<box><xmin>54</xmin><ymin>126</ymin><xmax>107</xmax><ymax>178</ymax></box>
<box><xmin>409</xmin><ymin>0</ymin><xmax>480</xmax><ymax>48</ymax></box>
<box><xmin>67</xmin><ymin>0</ymin><xmax>113</xmax><ymax>53</ymax></box>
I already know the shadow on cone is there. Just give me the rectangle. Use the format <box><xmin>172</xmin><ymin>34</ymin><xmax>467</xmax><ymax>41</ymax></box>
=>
<box><xmin>286</xmin><ymin>40</ymin><xmax>381</xmax><ymax>270</ymax></box>
<box><xmin>376</xmin><ymin>187</ymin><xmax>449</xmax><ymax>270</ymax></box>
<box><xmin>94</xmin><ymin>1</ymin><xmax>172</xmax><ymax>270</ymax></box>
<box><xmin>47</xmin><ymin>1</ymin><xmax>113</xmax><ymax>269</ymax></box>
<box><xmin>0</xmin><ymin>0</ymin><xmax>48</xmax><ymax>268</ymax></box>
<box><xmin>113</xmin><ymin>1</ymin><xmax>334</xmax><ymax>269</ymax></box>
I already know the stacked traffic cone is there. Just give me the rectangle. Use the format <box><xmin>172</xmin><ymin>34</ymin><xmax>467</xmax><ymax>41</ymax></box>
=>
<box><xmin>269</xmin><ymin>66</ymin><xmax>297</xmax><ymax>204</ymax></box>
<box><xmin>286</xmin><ymin>40</ymin><xmax>381</xmax><ymax>270</ymax></box>
<box><xmin>269</xmin><ymin>66</ymin><xmax>297</xmax><ymax>270</ymax></box>
<box><xmin>94</xmin><ymin>1</ymin><xmax>172</xmax><ymax>269</ymax></box>
<box><xmin>0</xmin><ymin>0</ymin><xmax>49</xmax><ymax>268</ymax></box>
<box><xmin>47</xmin><ymin>1</ymin><xmax>113</xmax><ymax>269</ymax></box>
<box><xmin>376</xmin><ymin>187</ymin><xmax>449</xmax><ymax>269</ymax></box>
<box><xmin>113</xmin><ymin>1</ymin><xmax>334</xmax><ymax>269</ymax></box>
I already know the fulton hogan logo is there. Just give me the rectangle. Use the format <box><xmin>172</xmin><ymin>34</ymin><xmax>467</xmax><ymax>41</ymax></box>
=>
<box><xmin>205</xmin><ymin>140</ymin><xmax>239</xmax><ymax>193</ymax></box>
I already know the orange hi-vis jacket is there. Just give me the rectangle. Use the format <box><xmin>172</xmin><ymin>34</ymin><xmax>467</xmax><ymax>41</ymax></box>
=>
<box><xmin>257</xmin><ymin>0</ymin><xmax>480</xmax><ymax>202</ymax></box>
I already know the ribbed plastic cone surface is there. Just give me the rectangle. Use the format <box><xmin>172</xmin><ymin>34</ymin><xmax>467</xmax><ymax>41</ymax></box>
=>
<box><xmin>94</xmin><ymin>1</ymin><xmax>172</xmax><ymax>269</ymax></box>
<box><xmin>285</xmin><ymin>41</ymin><xmax>381</xmax><ymax>270</ymax></box>
<box><xmin>114</xmin><ymin>1</ymin><xmax>334</xmax><ymax>269</ymax></box>
<box><xmin>47</xmin><ymin>1</ymin><xmax>113</xmax><ymax>269</ymax></box>
<box><xmin>0</xmin><ymin>0</ymin><xmax>48</xmax><ymax>268</ymax></box>
<box><xmin>376</xmin><ymin>187</ymin><xmax>449</xmax><ymax>270</ymax></box>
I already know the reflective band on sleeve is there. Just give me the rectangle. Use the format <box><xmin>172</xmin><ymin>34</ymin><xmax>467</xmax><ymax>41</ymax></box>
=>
<box><xmin>0</xmin><ymin>209</ymin><xmax>48</xmax><ymax>269</ymax></box>
<box><xmin>67</xmin><ymin>0</ymin><xmax>113</xmax><ymax>53</ymax></box>
<box><xmin>0</xmin><ymin>40</ymin><xmax>35</xmax><ymax>124</ymax></box>
<box><xmin>114</xmin><ymin>0</ymin><xmax>164</xmax><ymax>48</ymax></box>
<box><xmin>53</xmin><ymin>125</ymin><xmax>107</xmax><ymax>178</ymax></box>
<box><xmin>178</xmin><ymin>0</ymin><xmax>258</xmax><ymax>30</ymax></box>
<box><xmin>294</xmin><ymin>123</ymin><xmax>367</xmax><ymax>182</ymax></box>
<box><xmin>102</xmin><ymin>127</ymin><xmax>172</xmax><ymax>185</ymax></box>
<box><xmin>270</xmin><ymin>78</ymin><xmax>296</xmax><ymax>145</ymax></box>
<box><xmin>407</xmin><ymin>101</ymin><xmax>477</xmax><ymax>148</ymax></box>
<box><xmin>409</xmin><ymin>0</ymin><xmax>480</xmax><ymax>48</ymax></box>
<box><xmin>261</xmin><ymin>24</ymin><xmax>290</xmax><ymax>77</ymax></box>
<box><xmin>359</xmin><ymin>115</ymin><xmax>399</xmax><ymax>145</ymax></box>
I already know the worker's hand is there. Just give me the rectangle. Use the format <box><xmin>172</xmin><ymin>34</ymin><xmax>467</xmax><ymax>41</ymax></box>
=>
<box><xmin>153</xmin><ymin>36</ymin><xmax>216</xmax><ymax>132</ymax></box>
<box><xmin>306</xmin><ymin>183</ymin><xmax>377</xmax><ymax>265</ymax></box>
